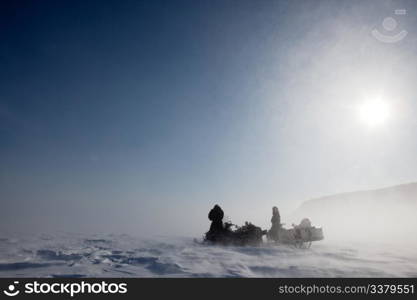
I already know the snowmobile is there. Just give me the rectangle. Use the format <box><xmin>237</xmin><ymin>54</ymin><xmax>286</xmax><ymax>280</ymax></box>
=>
<box><xmin>204</xmin><ymin>222</ymin><xmax>266</xmax><ymax>246</ymax></box>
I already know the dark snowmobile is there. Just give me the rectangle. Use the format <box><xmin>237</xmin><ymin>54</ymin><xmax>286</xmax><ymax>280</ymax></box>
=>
<box><xmin>204</xmin><ymin>221</ymin><xmax>266</xmax><ymax>246</ymax></box>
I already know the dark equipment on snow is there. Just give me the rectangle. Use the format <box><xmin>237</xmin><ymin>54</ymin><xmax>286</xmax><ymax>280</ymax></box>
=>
<box><xmin>204</xmin><ymin>205</ymin><xmax>324</xmax><ymax>248</ymax></box>
<box><xmin>205</xmin><ymin>205</ymin><xmax>266</xmax><ymax>246</ymax></box>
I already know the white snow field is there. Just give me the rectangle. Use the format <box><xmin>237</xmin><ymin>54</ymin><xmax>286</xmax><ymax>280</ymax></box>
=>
<box><xmin>0</xmin><ymin>233</ymin><xmax>416</xmax><ymax>278</ymax></box>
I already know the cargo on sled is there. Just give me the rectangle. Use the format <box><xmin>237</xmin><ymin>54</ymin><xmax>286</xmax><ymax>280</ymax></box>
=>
<box><xmin>267</xmin><ymin>218</ymin><xmax>324</xmax><ymax>249</ymax></box>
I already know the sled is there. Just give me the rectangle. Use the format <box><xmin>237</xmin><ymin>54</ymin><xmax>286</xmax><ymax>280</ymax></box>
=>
<box><xmin>272</xmin><ymin>226</ymin><xmax>324</xmax><ymax>249</ymax></box>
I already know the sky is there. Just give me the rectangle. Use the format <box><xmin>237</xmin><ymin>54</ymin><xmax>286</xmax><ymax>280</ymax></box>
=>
<box><xmin>1</xmin><ymin>0</ymin><xmax>417</xmax><ymax>236</ymax></box>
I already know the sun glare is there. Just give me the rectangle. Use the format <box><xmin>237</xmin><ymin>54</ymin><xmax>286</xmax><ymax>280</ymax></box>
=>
<box><xmin>358</xmin><ymin>98</ymin><xmax>391</xmax><ymax>127</ymax></box>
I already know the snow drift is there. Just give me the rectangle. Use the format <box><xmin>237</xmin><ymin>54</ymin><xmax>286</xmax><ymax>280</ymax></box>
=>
<box><xmin>0</xmin><ymin>233</ymin><xmax>416</xmax><ymax>278</ymax></box>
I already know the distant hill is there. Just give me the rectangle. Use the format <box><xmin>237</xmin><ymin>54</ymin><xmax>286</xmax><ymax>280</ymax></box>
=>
<box><xmin>292</xmin><ymin>182</ymin><xmax>417</xmax><ymax>241</ymax></box>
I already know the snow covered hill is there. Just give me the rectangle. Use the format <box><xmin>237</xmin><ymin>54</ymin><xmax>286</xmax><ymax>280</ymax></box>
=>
<box><xmin>292</xmin><ymin>182</ymin><xmax>417</xmax><ymax>242</ymax></box>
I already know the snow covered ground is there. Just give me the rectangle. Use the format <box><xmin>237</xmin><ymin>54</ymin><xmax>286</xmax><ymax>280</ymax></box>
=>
<box><xmin>0</xmin><ymin>233</ymin><xmax>416</xmax><ymax>278</ymax></box>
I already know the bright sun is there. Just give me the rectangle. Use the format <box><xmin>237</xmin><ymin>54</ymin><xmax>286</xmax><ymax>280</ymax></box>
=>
<box><xmin>358</xmin><ymin>98</ymin><xmax>391</xmax><ymax>127</ymax></box>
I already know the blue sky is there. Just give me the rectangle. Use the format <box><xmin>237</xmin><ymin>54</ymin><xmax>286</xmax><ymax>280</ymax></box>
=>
<box><xmin>1</xmin><ymin>0</ymin><xmax>417</xmax><ymax>236</ymax></box>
